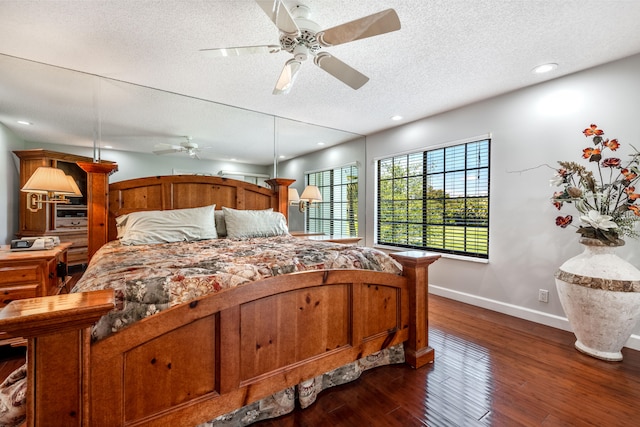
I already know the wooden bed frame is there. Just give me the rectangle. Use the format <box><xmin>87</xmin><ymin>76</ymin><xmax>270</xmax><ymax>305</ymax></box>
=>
<box><xmin>0</xmin><ymin>167</ymin><xmax>440</xmax><ymax>427</ymax></box>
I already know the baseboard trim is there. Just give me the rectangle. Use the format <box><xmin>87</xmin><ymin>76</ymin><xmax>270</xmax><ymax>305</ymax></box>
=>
<box><xmin>429</xmin><ymin>284</ymin><xmax>640</xmax><ymax>352</ymax></box>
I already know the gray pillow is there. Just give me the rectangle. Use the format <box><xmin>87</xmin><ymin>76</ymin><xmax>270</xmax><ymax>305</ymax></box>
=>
<box><xmin>222</xmin><ymin>207</ymin><xmax>288</xmax><ymax>239</ymax></box>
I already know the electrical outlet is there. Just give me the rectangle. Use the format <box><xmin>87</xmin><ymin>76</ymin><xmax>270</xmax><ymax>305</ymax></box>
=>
<box><xmin>538</xmin><ymin>289</ymin><xmax>549</xmax><ymax>303</ymax></box>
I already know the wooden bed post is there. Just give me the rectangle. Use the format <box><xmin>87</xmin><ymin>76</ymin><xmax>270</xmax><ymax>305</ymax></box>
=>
<box><xmin>77</xmin><ymin>162</ymin><xmax>118</xmax><ymax>262</ymax></box>
<box><xmin>0</xmin><ymin>290</ymin><xmax>114</xmax><ymax>427</ymax></box>
<box><xmin>265</xmin><ymin>178</ymin><xmax>295</xmax><ymax>220</ymax></box>
<box><xmin>390</xmin><ymin>251</ymin><xmax>441</xmax><ymax>369</ymax></box>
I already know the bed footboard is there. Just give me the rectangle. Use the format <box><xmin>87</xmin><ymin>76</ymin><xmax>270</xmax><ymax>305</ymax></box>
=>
<box><xmin>0</xmin><ymin>253</ymin><xmax>439</xmax><ymax>427</ymax></box>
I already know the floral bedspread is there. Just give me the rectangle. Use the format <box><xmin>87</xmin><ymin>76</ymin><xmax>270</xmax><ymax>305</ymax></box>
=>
<box><xmin>72</xmin><ymin>235</ymin><xmax>402</xmax><ymax>341</ymax></box>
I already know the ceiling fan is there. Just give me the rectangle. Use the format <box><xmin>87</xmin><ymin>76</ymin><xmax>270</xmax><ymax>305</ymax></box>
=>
<box><xmin>200</xmin><ymin>1</ymin><xmax>401</xmax><ymax>94</ymax></box>
<box><xmin>153</xmin><ymin>137</ymin><xmax>207</xmax><ymax>159</ymax></box>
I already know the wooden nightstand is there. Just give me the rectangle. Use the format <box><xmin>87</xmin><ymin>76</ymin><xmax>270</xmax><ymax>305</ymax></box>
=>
<box><xmin>0</xmin><ymin>242</ymin><xmax>72</xmax><ymax>345</ymax></box>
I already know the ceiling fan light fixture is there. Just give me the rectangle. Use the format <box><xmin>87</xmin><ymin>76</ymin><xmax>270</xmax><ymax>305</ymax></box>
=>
<box><xmin>292</xmin><ymin>44</ymin><xmax>309</xmax><ymax>62</ymax></box>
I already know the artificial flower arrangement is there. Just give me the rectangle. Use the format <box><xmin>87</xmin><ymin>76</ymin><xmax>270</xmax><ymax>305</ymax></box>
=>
<box><xmin>551</xmin><ymin>124</ymin><xmax>640</xmax><ymax>244</ymax></box>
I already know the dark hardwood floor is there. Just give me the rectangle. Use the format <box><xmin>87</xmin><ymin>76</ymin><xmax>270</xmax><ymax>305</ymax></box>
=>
<box><xmin>253</xmin><ymin>295</ymin><xmax>640</xmax><ymax>427</ymax></box>
<box><xmin>2</xmin><ymin>292</ymin><xmax>640</xmax><ymax>426</ymax></box>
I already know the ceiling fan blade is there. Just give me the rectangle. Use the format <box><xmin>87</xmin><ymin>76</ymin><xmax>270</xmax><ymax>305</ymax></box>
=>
<box><xmin>200</xmin><ymin>45</ymin><xmax>281</xmax><ymax>58</ymax></box>
<box><xmin>317</xmin><ymin>8</ymin><xmax>401</xmax><ymax>47</ymax></box>
<box><xmin>255</xmin><ymin>0</ymin><xmax>300</xmax><ymax>37</ymax></box>
<box><xmin>313</xmin><ymin>52</ymin><xmax>369</xmax><ymax>90</ymax></box>
<box><xmin>273</xmin><ymin>59</ymin><xmax>302</xmax><ymax>95</ymax></box>
<box><xmin>153</xmin><ymin>148</ymin><xmax>181</xmax><ymax>155</ymax></box>
<box><xmin>153</xmin><ymin>143</ymin><xmax>182</xmax><ymax>155</ymax></box>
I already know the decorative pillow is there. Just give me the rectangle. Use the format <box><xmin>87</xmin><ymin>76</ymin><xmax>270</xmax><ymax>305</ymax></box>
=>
<box><xmin>214</xmin><ymin>208</ymin><xmax>272</xmax><ymax>238</ymax></box>
<box><xmin>222</xmin><ymin>207</ymin><xmax>288</xmax><ymax>239</ymax></box>
<box><xmin>116</xmin><ymin>204</ymin><xmax>217</xmax><ymax>245</ymax></box>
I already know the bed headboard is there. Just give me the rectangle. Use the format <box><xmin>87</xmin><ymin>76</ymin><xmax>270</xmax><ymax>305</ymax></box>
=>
<box><xmin>78</xmin><ymin>162</ymin><xmax>294</xmax><ymax>262</ymax></box>
<box><xmin>107</xmin><ymin>175</ymin><xmax>294</xmax><ymax>242</ymax></box>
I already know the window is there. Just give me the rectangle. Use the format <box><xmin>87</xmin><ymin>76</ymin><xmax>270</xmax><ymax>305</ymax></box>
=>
<box><xmin>305</xmin><ymin>164</ymin><xmax>358</xmax><ymax>237</ymax></box>
<box><xmin>376</xmin><ymin>138</ymin><xmax>490</xmax><ymax>258</ymax></box>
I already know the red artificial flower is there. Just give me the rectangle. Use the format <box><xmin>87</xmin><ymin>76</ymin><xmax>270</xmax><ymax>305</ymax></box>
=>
<box><xmin>625</xmin><ymin>186</ymin><xmax>640</xmax><ymax>201</ymax></box>
<box><xmin>583</xmin><ymin>124</ymin><xmax>604</xmax><ymax>137</ymax></box>
<box><xmin>553</xmin><ymin>201</ymin><xmax>563</xmax><ymax>210</ymax></box>
<box><xmin>630</xmin><ymin>205</ymin><xmax>640</xmax><ymax>217</ymax></box>
<box><xmin>582</xmin><ymin>147</ymin><xmax>601</xmax><ymax>160</ymax></box>
<box><xmin>601</xmin><ymin>158</ymin><xmax>621</xmax><ymax>168</ymax></box>
<box><xmin>606</xmin><ymin>139</ymin><xmax>620</xmax><ymax>150</ymax></box>
<box><xmin>555</xmin><ymin>215</ymin><xmax>573</xmax><ymax>228</ymax></box>
<box><xmin>557</xmin><ymin>168</ymin><xmax>568</xmax><ymax>178</ymax></box>
<box><xmin>622</xmin><ymin>168</ymin><xmax>638</xmax><ymax>181</ymax></box>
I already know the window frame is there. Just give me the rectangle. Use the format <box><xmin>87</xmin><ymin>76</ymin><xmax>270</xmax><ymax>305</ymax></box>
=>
<box><xmin>304</xmin><ymin>163</ymin><xmax>359</xmax><ymax>237</ymax></box>
<box><xmin>375</xmin><ymin>135</ymin><xmax>491</xmax><ymax>260</ymax></box>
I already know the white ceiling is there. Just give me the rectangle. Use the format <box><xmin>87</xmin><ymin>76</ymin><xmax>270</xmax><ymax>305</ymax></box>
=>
<box><xmin>1</xmin><ymin>0</ymin><xmax>640</xmax><ymax>165</ymax></box>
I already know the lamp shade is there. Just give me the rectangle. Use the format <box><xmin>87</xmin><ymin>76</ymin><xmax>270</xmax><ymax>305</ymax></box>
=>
<box><xmin>288</xmin><ymin>188</ymin><xmax>300</xmax><ymax>204</ymax></box>
<box><xmin>21</xmin><ymin>167</ymin><xmax>76</xmax><ymax>194</ymax></box>
<box><xmin>64</xmin><ymin>175</ymin><xmax>83</xmax><ymax>197</ymax></box>
<box><xmin>300</xmin><ymin>185</ymin><xmax>322</xmax><ymax>202</ymax></box>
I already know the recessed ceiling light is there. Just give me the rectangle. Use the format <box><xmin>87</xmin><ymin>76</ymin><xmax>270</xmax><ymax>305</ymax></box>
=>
<box><xmin>103</xmin><ymin>145</ymin><xmax>113</xmax><ymax>149</ymax></box>
<box><xmin>17</xmin><ymin>120</ymin><xmax>32</xmax><ymax>125</ymax></box>
<box><xmin>230</xmin><ymin>158</ymin><xmax>237</xmax><ymax>161</ymax></box>
<box><xmin>532</xmin><ymin>63</ymin><xmax>558</xmax><ymax>74</ymax></box>
<box><xmin>317</xmin><ymin>142</ymin><xmax>325</xmax><ymax>146</ymax></box>
<box><xmin>279</xmin><ymin>155</ymin><xmax>286</xmax><ymax>159</ymax></box>
<box><xmin>391</xmin><ymin>115</ymin><xmax>403</xmax><ymax>121</ymax></box>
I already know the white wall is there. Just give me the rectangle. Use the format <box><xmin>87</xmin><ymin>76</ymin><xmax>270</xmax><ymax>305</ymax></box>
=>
<box><xmin>0</xmin><ymin>123</ymin><xmax>25</xmax><ymax>244</ymax></box>
<box><xmin>365</xmin><ymin>53</ymin><xmax>640</xmax><ymax>350</ymax></box>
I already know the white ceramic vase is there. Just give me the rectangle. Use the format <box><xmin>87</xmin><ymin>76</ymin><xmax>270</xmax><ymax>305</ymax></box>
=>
<box><xmin>555</xmin><ymin>238</ymin><xmax>640</xmax><ymax>361</ymax></box>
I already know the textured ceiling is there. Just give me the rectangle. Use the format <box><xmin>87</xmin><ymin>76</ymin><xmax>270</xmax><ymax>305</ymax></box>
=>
<box><xmin>1</xmin><ymin>1</ymin><xmax>640</xmax><ymax>165</ymax></box>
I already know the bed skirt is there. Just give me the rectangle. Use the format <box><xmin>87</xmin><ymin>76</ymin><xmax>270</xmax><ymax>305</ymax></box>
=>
<box><xmin>200</xmin><ymin>343</ymin><xmax>405</xmax><ymax>426</ymax></box>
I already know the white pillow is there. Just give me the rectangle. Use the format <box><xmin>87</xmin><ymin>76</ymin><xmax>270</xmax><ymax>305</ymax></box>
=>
<box><xmin>222</xmin><ymin>207</ymin><xmax>288</xmax><ymax>239</ymax></box>
<box><xmin>116</xmin><ymin>204</ymin><xmax>217</xmax><ymax>245</ymax></box>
